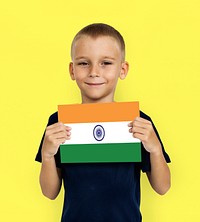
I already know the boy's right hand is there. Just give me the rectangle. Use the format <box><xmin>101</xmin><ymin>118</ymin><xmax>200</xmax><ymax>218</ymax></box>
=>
<box><xmin>42</xmin><ymin>122</ymin><xmax>71</xmax><ymax>160</ymax></box>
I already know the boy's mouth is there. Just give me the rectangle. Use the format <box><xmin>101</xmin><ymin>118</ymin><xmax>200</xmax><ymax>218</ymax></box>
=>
<box><xmin>85</xmin><ymin>82</ymin><xmax>105</xmax><ymax>86</ymax></box>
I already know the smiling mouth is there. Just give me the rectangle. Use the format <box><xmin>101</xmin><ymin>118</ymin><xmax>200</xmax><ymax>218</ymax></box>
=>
<box><xmin>85</xmin><ymin>82</ymin><xmax>105</xmax><ymax>86</ymax></box>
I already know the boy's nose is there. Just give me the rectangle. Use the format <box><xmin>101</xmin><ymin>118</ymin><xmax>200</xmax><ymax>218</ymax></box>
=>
<box><xmin>89</xmin><ymin>65</ymin><xmax>100</xmax><ymax>77</ymax></box>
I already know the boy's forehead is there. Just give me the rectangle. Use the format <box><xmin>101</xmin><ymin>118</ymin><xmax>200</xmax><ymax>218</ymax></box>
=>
<box><xmin>72</xmin><ymin>35</ymin><xmax>122</xmax><ymax>59</ymax></box>
<box><xmin>74</xmin><ymin>35</ymin><xmax>120</xmax><ymax>48</ymax></box>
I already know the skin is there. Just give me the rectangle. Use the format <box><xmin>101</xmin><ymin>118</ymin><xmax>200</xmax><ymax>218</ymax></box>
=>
<box><xmin>69</xmin><ymin>35</ymin><xmax>128</xmax><ymax>104</ymax></box>
<box><xmin>39</xmin><ymin>35</ymin><xmax>170</xmax><ymax>200</ymax></box>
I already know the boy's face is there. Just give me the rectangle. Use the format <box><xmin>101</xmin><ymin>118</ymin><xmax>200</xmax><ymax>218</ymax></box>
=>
<box><xmin>69</xmin><ymin>35</ymin><xmax>129</xmax><ymax>103</ymax></box>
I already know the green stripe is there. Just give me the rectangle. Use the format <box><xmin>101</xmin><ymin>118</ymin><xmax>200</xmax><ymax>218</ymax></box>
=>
<box><xmin>60</xmin><ymin>143</ymin><xmax>141</xmax><ymax>163</ymax></box>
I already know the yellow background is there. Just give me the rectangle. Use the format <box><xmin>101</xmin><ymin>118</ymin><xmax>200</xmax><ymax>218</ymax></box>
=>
<box><xmin>0</xmin><ymin>0</ymin><xmax>200</xmax><ymax>221</ymax></box>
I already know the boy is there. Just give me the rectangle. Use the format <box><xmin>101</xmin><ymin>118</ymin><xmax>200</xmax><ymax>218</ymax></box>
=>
<box><xmin>35</xmin><ymin>23</ymin><xmax>171</xmax><ymax>222</ymax></box>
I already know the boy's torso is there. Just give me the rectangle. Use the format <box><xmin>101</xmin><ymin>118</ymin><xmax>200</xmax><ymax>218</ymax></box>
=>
<box><xmin>60</xmin><ymin>162</ymin><xmax>142</xmax><ymax>222</ymax></box>
<box><xmin>36</xmin><ymin>110</ymin><xmax>170</xmax><ymax>222</ymax></box>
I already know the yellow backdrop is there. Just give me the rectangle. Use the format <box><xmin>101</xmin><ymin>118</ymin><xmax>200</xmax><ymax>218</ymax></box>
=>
<box><xmin>0</xmin><ymin>0</ymin><xmax>200</xmax><ymax>221</ymax></box>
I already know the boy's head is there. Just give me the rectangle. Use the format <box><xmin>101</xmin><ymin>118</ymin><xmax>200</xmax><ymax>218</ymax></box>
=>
<box><xmin>69</xmin><ymin>23</ymin><xmax>129</xmax><ymax>104</ymax></box>
<box><xmin>71</xmin><ymin>23</ymin><xmax>125</xmax><ymax>61</ymax></box>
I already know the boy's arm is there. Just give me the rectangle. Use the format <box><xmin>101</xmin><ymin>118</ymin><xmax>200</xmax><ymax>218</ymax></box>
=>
<box><xmin>39</xmin><ymin>122</ymin><xmax>71</xmax><ymax>200</ymax></box>
<box><xmin>145</xmin><ymin>146</ymin><xmax>170</xmax><ymax>195</ymax></box>
<box><xmin>40</xmin><ymin>157</ymin><xmax>62</xmax><ymax>200</ymax></box>
<box><xmin>128</xmin><ymin>117</ymin><xmax>171</xmax><ymax>195</ymax></box>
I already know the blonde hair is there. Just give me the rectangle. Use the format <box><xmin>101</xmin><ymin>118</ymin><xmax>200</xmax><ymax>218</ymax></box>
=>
<box><xmin>71</xmin><ymin>23</ymin><xmax>125</xmax><ymax>61</ymax></box>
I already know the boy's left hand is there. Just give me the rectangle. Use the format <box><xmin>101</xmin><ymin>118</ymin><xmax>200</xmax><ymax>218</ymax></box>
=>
<box><xmin>128</xmin><ymin>117</ymin><xmax>161</xmax><ymax>154</ymax></box>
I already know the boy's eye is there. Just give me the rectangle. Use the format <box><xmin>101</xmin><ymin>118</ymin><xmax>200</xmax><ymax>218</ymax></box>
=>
<box><xmin>78</xmin><ymin>62</ymin><xmax>89</xmax><ymax>66</ymax></box>
<box><xmin>101</xmin><ymin>61</ymin><xmax>112</xmax><ymax>65</ymax></box>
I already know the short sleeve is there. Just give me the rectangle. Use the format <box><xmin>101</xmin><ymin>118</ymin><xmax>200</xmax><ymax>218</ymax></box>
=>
<box><xmin>139</xmin><ymin>111</ymin><xmax>171</xmax><ymax>172</ymax></box>
<box><xmin>35</xmin><ymin>112</ymin><xmax>61</xmax><ymax>168</ymax></box>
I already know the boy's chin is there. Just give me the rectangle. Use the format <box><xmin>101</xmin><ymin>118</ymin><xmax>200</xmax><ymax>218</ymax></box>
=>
<box><xmin>83</xmin><ymin>97</ymin><xmax>114</xmax><ymax>104</ymax></box>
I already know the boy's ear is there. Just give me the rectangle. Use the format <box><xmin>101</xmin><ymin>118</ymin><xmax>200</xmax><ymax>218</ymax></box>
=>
<box><xmin>69</xmin><ymin>62</ymin><xmax>75</xmax><ymax>80</ymax></box>
<box><xmin>119</xmin><ymin>62</ymin><xmax>129</xmax><ymax>80</ymax></box>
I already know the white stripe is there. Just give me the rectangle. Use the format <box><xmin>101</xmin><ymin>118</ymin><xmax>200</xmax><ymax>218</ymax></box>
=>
<box><xmin>63</xmin><ymin>121</ymin><xmax>140</xmax><ymax>144</ymax></box>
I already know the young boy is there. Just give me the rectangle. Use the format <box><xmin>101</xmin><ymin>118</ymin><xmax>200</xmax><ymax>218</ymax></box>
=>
<box><xmin>35</xmin><ymin>23</ymin><xmax>171</xmax><ymax>222</ymax></box>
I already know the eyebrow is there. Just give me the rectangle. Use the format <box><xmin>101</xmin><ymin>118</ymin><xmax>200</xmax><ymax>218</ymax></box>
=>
<box><xmin>102</xmin><ymin>56</ymin><xmax>116</xmax><ymax>60</ymax></box>
<box><xmin>74</xmin><ymin>56</ymin><xmax>89</xmax><ymax>60</ymax></box>
<box><xmin>74</xmin><ymin>56</ymin><xmax>116</xmax><ymax>61</ymax></box>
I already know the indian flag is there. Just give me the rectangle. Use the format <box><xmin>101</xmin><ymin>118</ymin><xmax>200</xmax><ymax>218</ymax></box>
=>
<box><xmin>58</xmin><ymin>102</ymin><xmax>141</xmax><ymax>163</ymax></box>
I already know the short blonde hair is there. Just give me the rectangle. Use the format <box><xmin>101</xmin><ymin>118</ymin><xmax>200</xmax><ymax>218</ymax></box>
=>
<box><xmin>71</xmin><ymin>23</ymin><xmax>125</xmax><ymax>61</ymax></box>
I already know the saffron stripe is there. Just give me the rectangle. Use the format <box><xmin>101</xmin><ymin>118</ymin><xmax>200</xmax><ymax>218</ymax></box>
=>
<box><xmin>58</xmin><ymin>101</ymin><xmax>139</xmax><ymax>123</ymax></box>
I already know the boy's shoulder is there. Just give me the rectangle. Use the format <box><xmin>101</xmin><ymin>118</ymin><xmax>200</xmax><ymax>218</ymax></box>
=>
<box><xmin>139</xmin><ymin>110</ymin><xmax>151</xmax><ymax>121</ymax></box>
<box><xmin>48</xmin><ymin>111</ymin><xmax>58</xmax><ymax>125</ymax></box>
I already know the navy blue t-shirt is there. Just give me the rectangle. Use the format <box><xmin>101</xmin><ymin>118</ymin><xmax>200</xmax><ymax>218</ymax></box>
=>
<box><xmin>35</xmin><ymin>111</ymin><xmax>170</xmax><ymax>222</ymax></box>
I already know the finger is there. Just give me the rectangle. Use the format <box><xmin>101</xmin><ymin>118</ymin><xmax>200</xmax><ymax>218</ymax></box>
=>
<box><xmin>132</xmin><ymin>121</ymin><xmax>146</xmax><ymax>129</ymax></box>
<box><xmin>132</xmin><ymin>132</ymin><xmax>146</xmax><ymax>141</ymax></box>
<box><xmin>56</xmin><ymin>138</ymin><xmax>69</xmax><ymax>146</ymax></box>
<box><xmin>65</xmin><ymin>125</ymin><xmax>72</xmax><ymax>131</ymax></box>
<box><xmin>132</xmin><ymin>126</ymin><xmax>147</xmax><ymax>135</ymax></box>
<box><xmin>133</xmin><ymin>120</ymin><xmax>152</xmax><ymax>130</ymax></box>
<box><xmin>56</xmin><ymin>131</ymin><xmax>71</xmax><ymax>139</ymax></box>
<box><xmin>128</xmin><ymin>121</ymin><xmax>133</xmax><ymax>127</ymax></box>
<box><xmin>47</xmin><ymin>131</ymin><xmax>69</xmax><ymax>141</ymax></box>
<box><xmin>46</xmin><ymin>124</ymin><xmax>71</xmax><ymax>135</ymax></box>
<box><xmin>47</xmin><ymin>122</ymin><xmax>71</xmax><ymax>131</ymax></box>
<box><xmin>47</xmin><ymin>122</ymin><xmax>64</xmax><ymax>129</ymax></box>
<box><xmin>134</xmin><ymin>117</ymin><xmax>151</xmax><ymax>125</ymax></box>
<box><xmin>56</xmin><ymin>134</ymin><xmax>71</xmax><ymax>145</ymax></box>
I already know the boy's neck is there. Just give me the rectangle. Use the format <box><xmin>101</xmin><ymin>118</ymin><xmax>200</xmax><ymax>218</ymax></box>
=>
<box><xmin>81</xmin><ymin>97</ymin><xmax>115</xmax><ymax>104</ymax></box>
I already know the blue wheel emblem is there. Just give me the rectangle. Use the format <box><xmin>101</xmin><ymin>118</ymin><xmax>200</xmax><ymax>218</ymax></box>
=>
<box><xmin>93</xmin><ymin>125</ymin><xmax>105</xmax><ymax>141</ymax></box>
